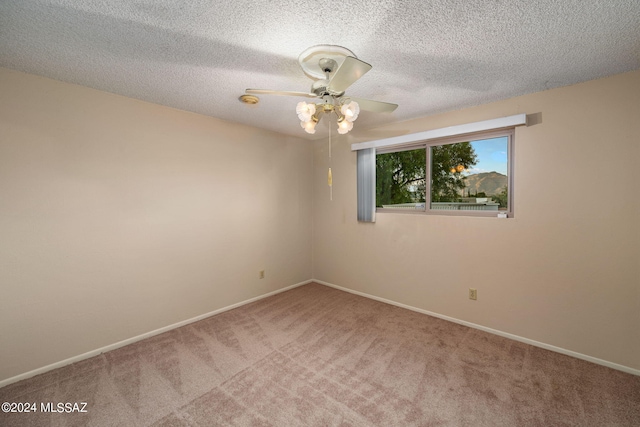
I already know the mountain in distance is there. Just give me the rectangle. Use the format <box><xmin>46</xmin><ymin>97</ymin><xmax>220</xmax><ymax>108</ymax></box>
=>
<box><xmin>463</xmin><ymin>172</ymin><xmax>507</xmax><ymax>196</ymax></box>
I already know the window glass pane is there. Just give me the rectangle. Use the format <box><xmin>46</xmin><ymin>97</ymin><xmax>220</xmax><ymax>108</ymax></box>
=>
<box><xmin>376</xmin><ymin>148</ymin><xmax>426</xmax><ymax>210</ymax></box>
<box><xmin>430</xmin><ymin>136</ymin><xmax>508</xmax><ymax>211</ymax></box>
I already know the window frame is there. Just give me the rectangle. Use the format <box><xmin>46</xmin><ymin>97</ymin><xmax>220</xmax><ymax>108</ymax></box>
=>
<box><xmin>375</xmin><ymin>128</ymin><xmax>515</xmax><ymax>218</ymax></box>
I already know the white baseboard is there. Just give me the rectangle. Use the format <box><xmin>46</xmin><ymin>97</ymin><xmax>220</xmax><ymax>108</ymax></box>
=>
<box><xmin>0</xmin><ymin>279</ymin><xmax>313</xmax><ymax>389</ymax></box>
<box><xmin>313</xmin><ymin>279</ymin><xmax>640</xmax><ymax>377</ymax></box>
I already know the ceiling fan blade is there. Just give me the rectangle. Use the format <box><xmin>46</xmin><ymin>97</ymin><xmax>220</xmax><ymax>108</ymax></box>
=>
<box><xmin>245</xmin><ymin>89</ymin><xmax>316</xmax><ymax>98</ymax></box>
<box><xmin>347</xmin><ymin>96</ymin><xmax>398</xmax><ymax>113</ymax></box>
<box><xmin>327</xmin><ymin>56</ymin><xmax>372</xmax><ymax>93</ymax></box>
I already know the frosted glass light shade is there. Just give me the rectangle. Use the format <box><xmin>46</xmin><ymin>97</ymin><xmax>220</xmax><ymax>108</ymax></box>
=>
<box><xmin>301</xmin><ymin>120</ymin><xmax>317</xmax><ymax>134</ymax></box>
<box><xmin>296</xmin><ymin>102</ymin><xmax>316</xmax><ymax>122</ymax></box>
<box><xmin>337</xmin><ymin>119</ymin><xmax>353</xmax><ymax>134</ymax></box>
<box><xmin>340</xmin><ymin>101</ymin><xmax>360</xmax><ymax>122</ymax></box>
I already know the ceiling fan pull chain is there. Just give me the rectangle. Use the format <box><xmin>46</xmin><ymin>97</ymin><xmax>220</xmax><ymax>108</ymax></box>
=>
<box><xmin>328</xmin><ymin>116</ymin><xmax>332</xmax><ymax>201</ymax></box>
<box><xmin>329</xmin><ymin>115</ymin><xmax>332</xmax><ymax>160</ymax></box>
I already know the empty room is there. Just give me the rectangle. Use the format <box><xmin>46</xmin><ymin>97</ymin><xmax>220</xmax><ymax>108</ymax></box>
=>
<box><xmin>1</xmin><ymin>1</ymin><xmax>639</xmax><ymax>426</ymax></box>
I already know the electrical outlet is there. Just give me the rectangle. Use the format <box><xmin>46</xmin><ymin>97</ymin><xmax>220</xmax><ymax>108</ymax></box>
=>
<box><xmin>259</xmin><ymin>270</ymin><xmax>265</xmax><ymax>279</ymax></box>
<box><xmin>469</xmin><ymin>288</ymin><xmax>477</xmax><ymax>300</ymax></box>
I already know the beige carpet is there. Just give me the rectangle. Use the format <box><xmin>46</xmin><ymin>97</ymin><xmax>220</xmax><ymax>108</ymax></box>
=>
<box><xmin>1</xmin><ymin>283</ymin><xmax>638</xmax><ymax>426</ymax></box>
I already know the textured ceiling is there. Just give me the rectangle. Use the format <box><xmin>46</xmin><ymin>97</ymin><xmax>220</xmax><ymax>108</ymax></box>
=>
<box><xmin>1</xmin><ymin>0</ymin><xmax>639</xmax><ymax>140</ymax></box>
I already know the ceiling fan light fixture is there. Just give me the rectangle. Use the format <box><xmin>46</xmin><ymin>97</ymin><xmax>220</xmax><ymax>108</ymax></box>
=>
<box><xmin>301</xmin><ymin>117</ymin><xmax>318</xmax><ymax>134</ymax></box>
<box><xmin>341</xmin><ymin>101</ymin><xmax>360</xmax><ymax>122</ymax></box>
<box><xmin>296</xmin><ymin>101</ymin><xmax>316</xmax><ymax>122</ymax></box>
<box><xmin>337</xmin><ymin>118</ymin><xmax>353</xmax><ymax>134</ymax></box>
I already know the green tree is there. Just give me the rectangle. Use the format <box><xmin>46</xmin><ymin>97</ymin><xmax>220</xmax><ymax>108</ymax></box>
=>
<box><xmin>376</xmin><ymin>149</ymin><xmax>425</xmax><ymax>206</ymax></box>
<box><xmin>376</xmin><ymin>142</ymin><xmax>478</xmax><ymax>207</ymax></box>
<box><xmin>430</xmin><ymin>142</ymin><xmax>478</xmax><ymax>202</ymax></box>
<box><xmin>493</xmin><ymin>185</ymin><xmax>508</xmax><ymax>208</ymax></box>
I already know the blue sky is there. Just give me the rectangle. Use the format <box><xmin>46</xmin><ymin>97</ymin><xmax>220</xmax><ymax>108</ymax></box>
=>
<box><xmin>467</xmin><ymin>136</ymin><xmax>508</xmax><ymax>175</ymax></box>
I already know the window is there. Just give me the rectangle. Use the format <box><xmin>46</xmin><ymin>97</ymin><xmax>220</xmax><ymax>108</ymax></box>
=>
<box><xmin>375</xmin><ymin>129</ymin><xmax>514</xmax><ymax>217</ymax></box>
<box><xmin>354</xmin><ymin>114</ymin><xmax>525</xmax><ymax>221</ymax></box>
<box><xmin>376</xmin><ymin>147</ymin><xmax>426</xmax><ymax>209</ymax></box>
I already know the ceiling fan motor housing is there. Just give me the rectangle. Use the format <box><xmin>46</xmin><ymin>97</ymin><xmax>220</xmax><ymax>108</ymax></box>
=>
<box><xmin>311</xmin><ymin>78</ymin><xmax>345</xmax><ymax>97</ymax></box>
<box><xmin>318</xmin><ymin>58</ymin><xmax>337</xmax><ymax>74</ymax></box>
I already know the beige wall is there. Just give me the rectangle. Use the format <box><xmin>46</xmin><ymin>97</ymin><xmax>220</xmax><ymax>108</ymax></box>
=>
<box><xmin>1</xmin><ymin>67</ymin><xmax>638</xmax><ymax>382</ymax></box>
<box><xmin>0</xmin><ymin>68</ymin><xmax>313</xmax><ymax>381</ymax></box>
<box><xmin>313</xmin><ymin>70</ymin><xmax>640</xmax><ymax>370</ymax></box>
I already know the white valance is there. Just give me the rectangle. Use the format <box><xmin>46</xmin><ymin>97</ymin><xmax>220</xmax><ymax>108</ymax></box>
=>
<box><xmin>351</xmin><ymin>114</ymin><xmax>527</xmax><ymax>151</ymax></box>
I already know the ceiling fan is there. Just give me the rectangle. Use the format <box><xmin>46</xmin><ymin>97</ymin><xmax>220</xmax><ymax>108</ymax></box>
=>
<box><xmin>243</xmin><ymin>45</ymin><xmax>398</xmax><ymax>134</ymax></box>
